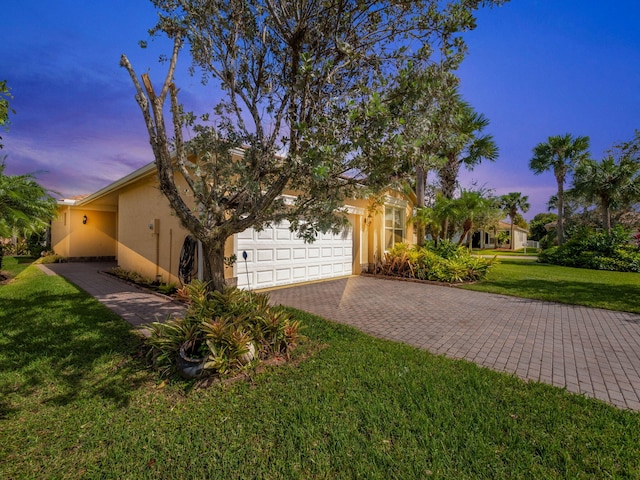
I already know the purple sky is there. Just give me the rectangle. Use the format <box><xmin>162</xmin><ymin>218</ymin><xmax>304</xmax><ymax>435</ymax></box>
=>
<box><xmin>2</xmin><ymin>1</ymin><xmax>639</xmax><ymax>219</ymax></box>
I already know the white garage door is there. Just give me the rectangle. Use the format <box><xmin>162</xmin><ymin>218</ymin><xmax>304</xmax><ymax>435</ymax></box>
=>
<box><xmin>235</xmin><ymin>220</ymin><xmax>353</xmax><ymax>289</ymax></box>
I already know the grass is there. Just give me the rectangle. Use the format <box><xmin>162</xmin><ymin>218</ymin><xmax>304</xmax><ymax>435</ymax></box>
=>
<box><xmin>1</xmin><ymin>255</ymin><xmax>36</xmax><ymax>276</ymax></box>
<box><xmin>472</xmin><ymin>248</ymin><xmax>539</xmax><ymax>257</ymax></box>
<box><xmin>462</xmin><ymin>259</ymin><xmax>640</xmax><ymax>313</ymax></box>
<box><xmin>2</xmin><ymin>263</ymin><xmax>640</xmax><ymax>478</ymax></box>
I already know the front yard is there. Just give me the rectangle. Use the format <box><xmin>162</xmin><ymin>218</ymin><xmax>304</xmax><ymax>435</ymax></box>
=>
<box><xmin>1</xmin><ymin>258</ymin><xmax>639</xmax><ymax>478</ymax></box>
<box><xmin>462</xmin><ymin>259</ymin><xmax>640</xmax><ymax>314</ymax></box>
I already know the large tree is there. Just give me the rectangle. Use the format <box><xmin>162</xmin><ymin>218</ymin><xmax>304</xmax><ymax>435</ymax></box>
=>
<box><xmin>386</xmin><ymin>64</ymin><xmax>460</xmax><ymax>246</ymax></box>
<box><xmin>121</xmin><ymin>0</ymin><xmax>506</xmax><ymax>291</ymax></box>
<box><xmin>529</xmin><ymin>134</ymin><xmax>590</xmax><ymax>245</ymax></box>
<box><xmin>571</xmin><ymin>150</ymin><xmax>640</xmax><ymax>234</ymax></box>
<box><xmin>500</xmin><ymin>191</ymin><xmax>529</xmax><ymax>250</ymax></box>
<box><xmin>437</xmin><ymin>100</ymin><xmax>498</xmax><ymax>199</ymax></box>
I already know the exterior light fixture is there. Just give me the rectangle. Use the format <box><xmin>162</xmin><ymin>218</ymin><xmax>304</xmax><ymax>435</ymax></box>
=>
<box><xmin>82</xmin><ymin>215</ymin><xmax>88</xmax><ymax>225</ymax></box>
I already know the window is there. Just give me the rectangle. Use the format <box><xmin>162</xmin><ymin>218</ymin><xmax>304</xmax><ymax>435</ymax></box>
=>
<box><xmin>384</xmin><ymin>206</ymin><xmax>405</xmax><ymax>250</ymax></box>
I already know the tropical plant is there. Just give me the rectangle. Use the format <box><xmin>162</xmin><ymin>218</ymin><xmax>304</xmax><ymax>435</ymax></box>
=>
<box><xmin>0</xmin><ymin>159</ymin><xmax>57</xmax><ymax>265</ymax></box>
<box><xmin>529</xmin><ymin>134</ymin><xmax>590</xmax><ymax>245</ymax></box>
<box><xmin>538</xmin><ymin>226</ymin><xmax>640</xmax><ymax>272</ymax></box>
<box><xmin>376</xmin><ymin>242</ymin><xmax>495</xmax><ymax>283</ymax></box>
<box><xmin>120</xmin><ymin>0</ymin><xmax>507</xmax><ymax>291</ymax></box>
<box><xmin>528</xmin><ymin>212</ymin><xmax>557</xmax><ymax>248</ymax></box>
<box><xmin>571</xmin><ymin>155</ymin><xmax>640</xmax><ymax>234</ymax></box>
<box><xmin>500</xmin><ymin>192</ymin><xmax>530</xmax><ymax>250</ymax></box>
<box><xmin>453</xmin><ymin>189</ymin><xmax>496</xmax><ymax>247</ymax></box>
<box><xmin>145</xmin><ymin>282</ymin><xmax>302</xmax><ymax>379</ymax></box>
<box><xmin>438</xmin><ymin>101</ymin><xmax>499</xmax><ymax>199</ymax></box>
<box><xmin>496</xmin><ymin>231</ymin><xmax>510</xmax><ymax>248</ymax></box>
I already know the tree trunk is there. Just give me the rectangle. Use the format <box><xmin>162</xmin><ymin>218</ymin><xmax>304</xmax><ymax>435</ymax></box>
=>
<box><xmin>556</xmin><ymin>177</ymin><xmax>565</xmax><ymax>246</ymax></box>
<box><xmin>201</xmin><ymin>239</ymin><xmax>227</xmax><ymax>292</ymax></box>
<box><xmin>415</xmin><ymin>166</ymin><xmax>426</xmax><ymax>247</ymax></box>
<box><xmin>439</xmin><ymin>154</ymin><xmax>459</xmax><ymax>200</ymax></box>
<box><xmin>510</xmin><ymin>215</ymin><xmax>515</xmax><ymax>250</ymax></box>
<box><xmin>603</xmin><ymin>202</ymin><xmax>611</xmax><ymax>234</ymax></box>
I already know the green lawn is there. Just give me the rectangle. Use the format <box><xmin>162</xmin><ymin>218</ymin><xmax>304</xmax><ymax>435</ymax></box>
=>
<box><xmin>1</xmin><ymin>255</ymin><xmax>36</xmax><ymax>276</ymax></box>
<box><xmin>472</xmin><ymin>248</ymin><xmax>539</xmax><ymax>257</ymax></box>
<box><xmin>2</xmin><ymin>262</ymin><xmax>640</xmax><ymax>478</ymax></box>
<box><xmin>462</xmin><ymin>259</ymin><xmax>640</xmax><ymax>314</ymax></box>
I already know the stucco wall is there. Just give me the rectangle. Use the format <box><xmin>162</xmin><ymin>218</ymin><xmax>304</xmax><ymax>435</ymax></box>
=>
<box><xmin>51</xmin><ymin>206</ymin><xmax>116</xmax><ymax>259</ymax></box>
<box><xmin>115</xmin><ymin>174</ymin><xmax>236</xmax><ymax>285</ymax></box>
<box><xmin>117</xmin><ymin>176</ymin><xmax>190</xmax><ymax>285</ymax></box>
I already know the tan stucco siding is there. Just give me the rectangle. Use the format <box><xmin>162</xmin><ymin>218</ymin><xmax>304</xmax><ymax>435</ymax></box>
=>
<box><xmin>117</xmin><ymin>177</ymin><xmax>190</xmax><ymax>285</ymax></box>
<box><xmin>51</xmin><ymin>206</ymin><xmax>116</xmax><ymax>258</ymax></box>
<box><xmin>51</xmin><ymin>207</ymin><xmax>70</xmax><ymax>257</ymax></box>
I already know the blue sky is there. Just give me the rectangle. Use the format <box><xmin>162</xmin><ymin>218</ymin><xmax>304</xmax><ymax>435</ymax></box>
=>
<box><xmin>2</xmin><ymin>0</ymin><xmax>639</xmax><ymax>218</ymax></box>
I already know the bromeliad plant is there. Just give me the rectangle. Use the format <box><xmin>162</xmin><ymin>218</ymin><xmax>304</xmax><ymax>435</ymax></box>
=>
<box><xmin>376</xmin><ymin>241</ymin><xmax>495</xmax><ymax>283</ymax></box>
<box><xmin>145</xmin><ymin>281</ymin><xmax>302</xmax><ymax>379</ymax></box>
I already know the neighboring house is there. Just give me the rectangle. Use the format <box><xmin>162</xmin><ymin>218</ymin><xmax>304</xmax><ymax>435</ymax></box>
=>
<box><xmin>464</xmin><ymin>221</ymin><xmax>529</xmax><ymax>250</ymax></box>
<box><xmin>51</xmin><ymin>161</ymin><xmax>414</xmax><ymax>290</ymax></box>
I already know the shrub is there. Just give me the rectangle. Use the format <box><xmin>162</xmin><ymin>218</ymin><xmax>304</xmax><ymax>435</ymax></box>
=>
<box><xmin>145</xmin><ymin>282</ymin><xmax>302</xmax><ymax>379</ymax></box>
<box><xmin>376</xmin><ymin>242</ymin><xmax>495</xmax><ymax>283</ymax></box>
<box><xmin>538</xmin><ymin>226</ymin><xmax>640</xmax><ymax>272</ymax></box>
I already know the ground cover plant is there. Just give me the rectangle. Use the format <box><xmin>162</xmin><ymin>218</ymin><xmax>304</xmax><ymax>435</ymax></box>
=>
<box><xmin>538</xmin><ymin>226</ymin><xmax>640</xmax><ymax>272</ymax></box>
<box><xmin>377</xmin><ymin>241</ymin><xmax>494</xmax><ymax>283</ymax></box>
<box><xmin>145</xmin><ymin>280</ymin><xmax>301</xmax><ymax>379</ymax></box>
<box><xmin>3</xmin><ymin>262</ymin><xmax>640</xmax><ymax>478</ymax></box>
<box><xmin>107</xmin><ymin>267</ymin><xmax>177</xmax><ymax>295</ymax></box>
<box><xmin>462</xmin><ymin>259</ymin><xmax>640</xmax><ymax>313</ymax></box>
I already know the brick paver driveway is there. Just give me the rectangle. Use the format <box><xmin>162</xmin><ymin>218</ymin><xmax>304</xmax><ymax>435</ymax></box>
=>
<box><xmin>268</xmin><ymin>275</ymin><xmax>640</xmax><ymax>410</ymax></box>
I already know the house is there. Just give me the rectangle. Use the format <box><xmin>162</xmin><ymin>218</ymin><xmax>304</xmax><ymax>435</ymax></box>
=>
<box><xmin>466</xmin><ymin>221</ymin><xmax>529</xmax><ymax>250</ymax></box>
<box><xmin>51</xmin><ymin>161</ymin><xmax>415</xmax><ymax>290</ymax></box>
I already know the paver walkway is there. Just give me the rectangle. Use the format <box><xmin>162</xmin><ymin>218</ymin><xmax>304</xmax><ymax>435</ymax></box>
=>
<box><xmin>39</xmin><ymin>263</ymin><xmax>185</xmax><ymax>328</ymax></box>
<box><xmin>41</xmin><ymin>263</ymin><xmax>640</xmax><ymax>410</ymax></box>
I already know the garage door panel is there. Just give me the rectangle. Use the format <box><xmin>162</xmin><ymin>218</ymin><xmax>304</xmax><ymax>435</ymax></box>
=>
<box><xmin>236</xmin><ymin>219</ymin><xmax>353</xmax><ymax>289</ymax></box>
<box><xmin>276</xmin><ymin>268</ymin><xmax>291</xmax><ymax>281</ymax></box>
<box><xmin>276</xmin><ymin>228</ymin><xmax>291</xmax><ymax>240</ymax></box>
<box><xmin>276</xmin><ymin>248</ymin><xmax>291</xmax><ymax>260</ymax></box>
<box><xmin>257</xmin><ymin>249</ymin><xmax>273</xmax><ymax>262</ymax></box>
<box><xmin>256</xmin><ymin>270</ymin><xmax>273</xmax><ymax>285</ymax></box>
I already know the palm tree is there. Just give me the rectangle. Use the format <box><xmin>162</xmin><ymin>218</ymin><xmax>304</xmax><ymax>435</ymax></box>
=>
<box><xmin>571</xmin><ymin>155</ymin><xmax>640</xmax><ymax>233</ymax></box>
<box><xmin>0</xmin><ymin>159</ymin><xmax>57</xmax><ymax>260</ymax></box>
<box><xmin>500</xmin><ymin>192</ymin><xmax>530</xmax><ymax>250</ymax></box>
<box><xmin>453</xmin><ymin>189</ymin><xmax>496</xmax><ymax>247</ymax></box>
<box><xmin>529</xmin><ymin>134</ymin><xmax>590</xmax><ymax>245</ymax></box>
<box><xmin>438</xmin><ymin>101</ymin><xmax>499</xmax><ymax>200</ymax></box>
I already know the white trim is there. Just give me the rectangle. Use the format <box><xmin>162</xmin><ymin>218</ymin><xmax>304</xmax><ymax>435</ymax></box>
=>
<box><xmin>384</xmin><ymin>195</ymin><xmax>408</xmax><ymax>208</ymax></box>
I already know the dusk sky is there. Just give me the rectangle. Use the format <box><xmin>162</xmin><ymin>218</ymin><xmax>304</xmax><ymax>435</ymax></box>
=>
<box><xmin>2</xmin><ymin>1</ymin><xmax>639</xmax><ymax>219</ymax></box>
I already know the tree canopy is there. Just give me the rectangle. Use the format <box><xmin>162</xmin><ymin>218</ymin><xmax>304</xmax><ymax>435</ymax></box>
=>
<box><xmin>529</xmin><ymin>134</ymin><xmax>590</xmax><ymax>245</ymax></box>
<box><xmin>437</xmin><ymin>99</ymin><xmax>498</xmax><ymax>199</ymax></box>
<box><xmin>122</xmin><ymin>0</ymin><xmax>507</xmax><ymax>290</ymax></box>
<box><xmin>0</xmin><ymin>81</ymin><xmax>14</xmax><ymax>150</ymax></box>
<box><xmin>0</xmin><ymin>159</ymin><xmax>57</xmax><ymax>240</ymax></box>
<box><xmin>500</xmin><ymin>191</ymin><xmax>529</xmax><ymax>250</ymax></box>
